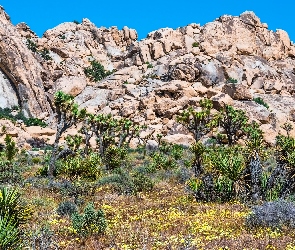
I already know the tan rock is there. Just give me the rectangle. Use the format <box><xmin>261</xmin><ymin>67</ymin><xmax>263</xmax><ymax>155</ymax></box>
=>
<box><xmin>222</xmin><ymin>84</ymin><xmax>252</xmax><ymax>100</ymax></box>
<box><xmin>54</xmin><ymin>76</ymin><xmax>87</xmax><ymax>96</ymax></box>
<box><xmin>210</xmin><ymin>93</ymin><xmax>233</xmax><ymax>109</ymax></box>
<box><xmin>162</xmin><ymin>134</ymin><xmax>195</xmax><ymax>146</ymax></box>
<box><xmin>0</xmin><ymin>8</ymin><xmax>51</xmax><ymax>117</ymax></box>
<box><xmin>25</xmin><ymin>126</ymin><xmax>55</xmax><ymax>137</ymax></box>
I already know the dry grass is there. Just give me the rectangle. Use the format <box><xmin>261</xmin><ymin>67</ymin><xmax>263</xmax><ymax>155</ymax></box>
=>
<box><xmin>21</xmin><ymin>179</ymin><xmax>295</xmax><ymax>250</ymax></box>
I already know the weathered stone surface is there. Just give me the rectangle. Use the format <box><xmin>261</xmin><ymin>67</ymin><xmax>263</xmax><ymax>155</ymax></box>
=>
<box><xmin>162</xmin><ymin>134</ymin><xmax>195</xmax><ymax>146</ymax></box>
<box><xmin>0</xmin><ymin>7</ymin><xmax>51</xmax><ymax>117</ymax></box>
<box><xmin>222</xmin><ymin>84</ymin><xmax>253</xmax><ymax>100</ymax></box>
<box><xmin>2</xmin><ymin>8</ymin><xmax>295</xmax><ymax>147</ymax></box>
<box><xmin>54</xmin><ymin>76</ymin><xmax>87</xmax><ymax>97</ymax></box>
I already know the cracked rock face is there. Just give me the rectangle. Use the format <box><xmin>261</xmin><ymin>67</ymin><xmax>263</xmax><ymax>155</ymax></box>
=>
<box><xmin>1</xmin><ymin>7</ymin><xmax>295</xmax><ymax>145</ymax></box>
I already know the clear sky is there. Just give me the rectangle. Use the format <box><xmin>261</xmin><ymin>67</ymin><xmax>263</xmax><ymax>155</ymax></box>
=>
<box><xmin>1</xmin><ymin>1</ymin><xmax>294</xmax><ymax>42</ymax></box>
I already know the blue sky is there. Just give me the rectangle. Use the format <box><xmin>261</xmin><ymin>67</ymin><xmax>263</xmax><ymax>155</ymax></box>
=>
<box><xmin>1</xmin><ymin>1</ymin><xmax>294</xmax><ymax>42</ymax></box>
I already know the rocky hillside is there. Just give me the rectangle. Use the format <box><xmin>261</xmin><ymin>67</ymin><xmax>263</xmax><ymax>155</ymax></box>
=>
<box><xmin>1</xmin><ymin>6</ymin><xmax>295</xmax><ymax>146</ymax></box>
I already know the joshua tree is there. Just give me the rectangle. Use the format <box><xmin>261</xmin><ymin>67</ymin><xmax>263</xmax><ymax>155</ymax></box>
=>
<box><xmin>48</xmin><ymin>91</ymin><xmax>86</xmax><ymax>178</ymax></box>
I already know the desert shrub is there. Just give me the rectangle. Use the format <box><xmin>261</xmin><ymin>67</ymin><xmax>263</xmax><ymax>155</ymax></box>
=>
<box><xmin>0</xmin><ymin>107</ymin><xmax>46</xmax><ymax>127</ymax></box>
<box><xmin>103</xmin><ymin>145</ymin><xmax>128</xmax><ymax>170</ymax></box>
<box><xmin>26</xmin><ymin>39</ymin><xmax>38</xmax><ymax>53</ymax></box>
<box><xmin>84</xmin><ymin>60</ymin><xmax>113</xmax><ymax>82</ymax></box>
<box><xmin>226</xmin><ymin>77</ymin><xmax>238</xmax><ymax>83</ymax></box>
<box><xmin>39</xmin><ymin>48</ymin><xmax>52</xmax><ymax>60</ymax></box>
<box><xmin>246</xmin><ymin>200</ymin><xmax>295</xmax><ymax>229</ymax></box>
<box><xmin>132</xmin><ymin>171</ymin><xmax>154</xmax><ymax>193</ymax></box>
<box><xmin>146</xmin><ymin>62</ymin><xmax>153</xmax><ymax>68</ymax></box>
<box><xmin>57</xmin><ymin>201</ymin><xmax>77</xmax><ymax>217</ymax></box>
<box><xmin>98</xmin><ymin>168</ymin><xmax>135</xmax><ymax>195</ymax></box>
<box><xmin>0</xmin><ymin>160</ymin><xmax>23</xmax><ymax>184</ymax></box>
<box><xmin>26</xmin><ymin>39</ymin><xmax>52</xmax><ymax>61</ymax></box>
<box><xmin>148</xmin><ymin>142</ymin><xmax>184</xmax><ymax>172</ymax></box>
<box><xmin>0</xmin><ymin>135</ymin><xmax>23</xmax><ymax>184</ymax></box>
<box><xmin>187</xmin><ymin>146</ymin><xmax>247</xmax><ymax>202</ymax></box>
<box><xmin>192</xmin><ymin>42</ymin><xmax>199</xmax><ymax>47</ymax></box>
<box><xmin>98</xmin><ymin>167</ymin><xmax>154</xmax><ymax>195</ymax></box>
<box><xmin>25</xmin><ymin>117</ymin><xmax>47</xmax><ymax>127</ymax></box>
<box><xmin>57</xmin><ymin>153</ymin><xmax>102</xmax><ymax>181</ymax></box>
<box><xmin>71</xmin><ymin>203</ymin><xmax>107</xmax><ymax>237</ymax></box>
<box><xmin>253</xmin><ymin>97</ymin><xmax>269</xmax><ymax>109</ymax></box>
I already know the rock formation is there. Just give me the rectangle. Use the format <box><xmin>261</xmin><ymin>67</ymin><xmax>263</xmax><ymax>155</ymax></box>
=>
<box><xmin>1</xmin><ymin>6</ymin><xmax>295</xmax><ymax>146</ymax></box>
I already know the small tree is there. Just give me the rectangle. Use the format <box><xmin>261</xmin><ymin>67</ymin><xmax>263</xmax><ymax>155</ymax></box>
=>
<box><xmin>210</xmin><ymin>105</ymin><xmax>248</xmax><ymax>145</ymax></box>
<box><xmin>88</xmin><ymin>114</ymin><xmax>142</xmax><ymax>169</ymax></box>
<box><xmin>177</xmin><ymin>99</ymin><xmax>213</xmax><ymax>141</ymax></box>
<box><xmin>48</xmin><ymin>91</ymin><xmax>86</xmax><ymax>177</ymax></box>
<box><xmin>84</xmin><ymin>60</ymin><xmax>113</xmax><ymax>82</ymax></box>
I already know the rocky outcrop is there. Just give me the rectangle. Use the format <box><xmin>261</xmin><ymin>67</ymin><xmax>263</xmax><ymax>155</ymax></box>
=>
<box><xmin>0</xmin><ymin>6</ymin><xmax>51</xmax><ymax>117</ymax></box>
<box><xmin>1</xmin><ymin>7</ymin><xmax>295</xmax><ymax>146</ymax></box>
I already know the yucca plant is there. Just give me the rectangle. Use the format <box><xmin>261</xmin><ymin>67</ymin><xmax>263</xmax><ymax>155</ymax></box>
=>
<box><xmin>0</xmin><ymin>187</ymin><xmax>32</xmax><ymax>249</ymax></box>
<box><xmin>177</xmin><ymin>99</ymin><xmax>213</xmax><ymax>141</ymax></box>
<box><xmin>0</xmin><ymin>215</ymin><xmax>21</xmax><ymax>250</ymax></box>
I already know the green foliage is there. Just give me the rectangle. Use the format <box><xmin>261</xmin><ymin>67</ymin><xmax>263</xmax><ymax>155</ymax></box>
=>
<box><xmin>48</xmin><ymin>91</ymin><xmax>87</xmax><ymax>177</ymax></box>
<box><xmin>39</xmin><ymin>48</ymin><xmax>52</xmax><ymax>60</ymax></box>
<box><xmin>57</xmin><ymin>153</ymin><xmax>102</xmax><ymax>181</ymax></box>
<box><xmin>98</xmin><ymin>167</ymin><xmax>154</xmax><ymax>195</ymax></box>
<box><xmin>4</xmin><ymin>135</ymin><xmax>17</xmax><ymax>162</ymax></box>
<box><xmin>146</xmin><ymin>62</ymin><xmax>153</xmax><ymax>68</ymax></box>
<box><xmin>73</xmin><ymin>20</ymin><xmax>80</xmax><ymax>24</ymax></box>
<box><xmin>26</xmin><ymin>39</ymin><xmax>38</xmax><ymax>53</ymax></box>
<box><xmin>0</xmin><ymin>188</ymin><xmax>32</xmax><ymax>249</ymax></box>
<box><xmin>148</xmin><ymin>143</ymin><xmax>184</xmax><ymax>172</ymax></box>
<box><xmin>209</xmin><ymin>146</ymin><xmax>246</xmax><ymax>182</ymax></box>
<box><xmin>177</xmin><ymin>99</ymin><xmax>213</xmax><ymax>141</ymax></box>
<box><xmin>71</xmin><ymin>203</ymin><xmax>107</xmax><ymax>237</ymax></box>
<box><xmin>226</xmin><ymin>77</ymin><xmax>238</xmax><ymax>84</ymax></box>
<box><xmin>0</xmin><ymin>107</ymin><xmax>47</xmax><ymax>127</ymax></box>
<box><xmin>0</xmin><ymin>187</ymin><xmax>32</xmax><ymax>226</ymax></box>
<box><xmin>0</xmin><ymin>215</ymin><xmax>21</xmax><ymax>250</ymax></box>
<box><xmin>84</xmin><ymin>60</ymin><xmax>113</xmax><ymax>82</ymax></box>
<box><xmin>253</xmin><ymin>97</ymin><xmax>269</xmax><ymax>109</ymax></box>
<box><xmin>104</xmin><ymin>145</ymin><xmax>128</xmax><ymax>170</ymax></box>
<box><xmin>210</xmin><ymin>105</ymin><xmax>248</xmax><ymax>145</ymax></box>
<box><xmin>192</xmin><ymin>42</ymin><xmax>199</xmax><ymax>47</ymax></box>
<box><xmin>57</xmin><ymin>201</ymin><xmax>77</xmax><ymax>217</ymax></box>
<box><xmin>26</xmin><ymin>39</ymin><xmax>52</xmax><ymax>60</ymax></box>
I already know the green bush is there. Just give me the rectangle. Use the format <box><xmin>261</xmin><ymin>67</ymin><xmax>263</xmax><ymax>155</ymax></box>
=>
<box><xmin>104</xmin><ymin>145</ymin><xmax>128</xmax><ymax>170</ymax></box>
<box><xmin>57</xmin><ymin>201</ymin><xmax>77</xmax><ymax>217</ymax></box>
<box><xmin>57</xmin><ymin>153</ymin><xmax>102</xmax><ymax>181</ymax></box>
<box><xmin>146</xmin><ymin>62</ymin><xmax>153</xmax><ymax>68</ymax></box>
<box><xmin>71</xmin><ymin>203</ymin><xmax>107</xmax><ymax>237</ymax></box>
<box><xmin>253</xmin><ymin>97</ymin><xmax>269</xmax><ymax>109</ymax></box>
<box><xmin>98</xmin><ymin>168</ymin><xmax>154</xmax><ymax>195</ymax></box>
<box><xmin>26</xmin><ymin>39</ymin><xmax>38</xmax><ymax>53</ymax></box>
<box><xmin>192</xmin><ymin>42</ymin><xmax>199</xmax><ymax>47</ymax></box>
<box><xmin>0</xmin><ymin>107</ymin><xmax>47</xmax><ymax>127</ymax></box>
<box><xmin>39</xmin><ymin>48</ymin><xmax>52</xmax><ymax>61</ymax></box>
<box><xmin>26</xmin><ymin>39</ymin><xmax>52</xmax><ymax>61</ymax></box>
<box><xmin>226</xmin><ymin>77</ymin><xmax>238</xmax><ymax>84</ymax></box>
<box><xmin>84</xmin><ymin>60</ymin><xmax>113</xmax><ymax>82</ymax></box>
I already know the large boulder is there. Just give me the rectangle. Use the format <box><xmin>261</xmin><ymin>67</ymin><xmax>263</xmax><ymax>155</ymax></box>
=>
<box><xmin>0</xmin><ymin>7</ymin><xmax>51</xmax><ymax>117</ymax></box>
